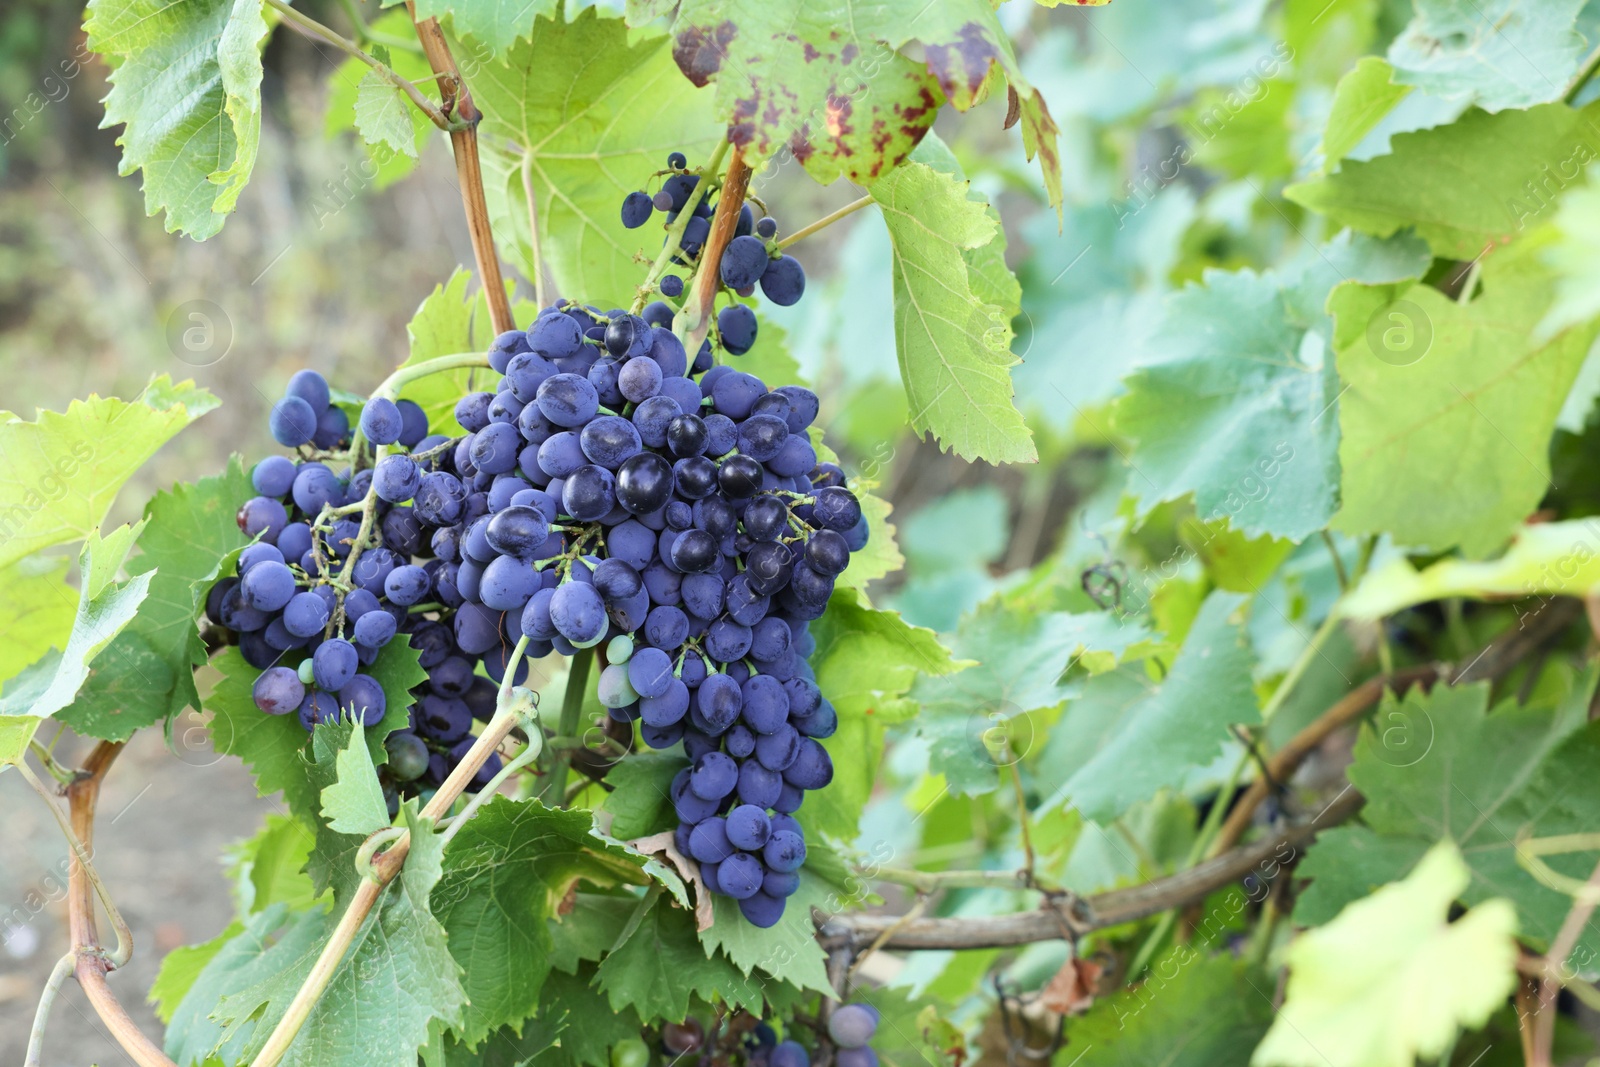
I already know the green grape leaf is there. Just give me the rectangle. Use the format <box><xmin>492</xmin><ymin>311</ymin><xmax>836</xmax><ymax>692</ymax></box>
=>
<box><xmin>431</xmin><ymin>797</ymin><xmax>650</xmax><ymax>1046</ymax></box>
<box><xmin>909</xmin><ymin>596</ymin><xmax>1147</xmax><ymax>796</ymax></box>
<box><xmin>320</xmin><ymin>718</ymin><xmax>390</xmax><ymax>835</ymax></box>
<box><xmin>206</xmin><ymin>640</ymin><xmax>424</xmax><ymax>824</ymax></box>
<box><xmin>1322</xmin><ymin>57</ymin><xmax>1413</xmax><ymax>169</ymax></box>
<box><xmin>229</xmin><ymin>813</ymin><xmax>323</xmax><ymax>915</ymax></box>
<box><xmin>872</xmin><ymin>160</ymin><xmax>1035</xmax><ymax>464</ymax></box>
<box><xmin>0</xmin><ymin>376</ymin><xmax>218</xmax><ymax>571</ymax></box>
<box><xmin>150</xmin><ymin>919</ymin><xmax>246</xmax><ymax>1025</ymax></box>
<box><xmin>86</xmin><ymin>0</ymin><xmax>269</xmax><ymax>237</ymax></box>
<box><xmin>1386</xmin><ymin>0</ymin><xmax>1585</xmax><ymax>113</ymax></box>
<box><xmin>1294</xmin><ymin>677</ymin><xmax>1600</xmax><ymax>960</ymax></box>
<box><xmin>1113</xmin><ymin>231</ymin><xmax>1431</xmax><ymax>542</ymax></box>
<box><xmin>1330</xmin><ymin>239</ymin><xmax>1600</xmax><ymax>556</ymax></box>
<box><xmin>323</xmin><ymin>10</ymin><xmax>436</xmax><ymax>189</ymax></box>
<box><xmin>0</xmin><ymin>524</ymin><xmax>153</xmax><ymax>721</ymax></box>
<box><xmin>1541</xmin><ymin>170</ymin><xmax>1600</xmax><ymax>339</ymax></box>
<box><xmin>602</xmin><ymin>751</ymin><xmax>687</xmax><ymax>840</ymax></box>
<box><xmin>398</xmin><ymin>269</ymin><xmax>528</xmax><ymax>436</ymax></box>
<box><xmin>1254</xmin><ymin>840</ymin><xmax>1518</xmax><ymax>1067</ymax></box>
<box><xmin>1066</xmin><ymin>952</ymin><xmax>1274</xmax><ymax>1067</ymax></box>
<box><xmin>548</xmin><ymin>893</ymin><xmax>639</xmax><ymax>974</ymax></box>
<box><xmin>808</xmin><ymin>586</ymin><xmax>964</xmax><ymax>833</ymax></box>
<box><xmin>164</xmin><ymin>904</ymin><xmax>323</xmax><ymax>1066</ymax></box>
<box><xmin>595</xmin><ymin>893</ymin><xmax>766</xmax><ymax>1021</ymax></box>
<box><xmin>354</xmin><ymin>58</ymin><xmax>420</xmax><ymax>159</ymax></box>
<box><xmin>66</xmin><ymin>458</ymin><xmax>253</xmax><ymax>738</ymax></box>
<box><xmin>0</xmin><ymin>554</ymin><xmax>75</xmax><ymax>685</ymax></box>
<box><xmin>1286</xmin><ymin>100</ymin><xmax>1600</xmax><ymax>259</ymax></box>
<box><xmin>0</xmin><ymin>715</ymin><xmax>41</xmax><ymax>766</ymax></box>
<box><xmin>409</xmin><ymin>0</ymin><xmax>608</xmax><ymax>55</ymax></box>
<box><xmin>1340</xmin><ymin>518</ymin><xmax>1600</xmax><ymax>618</ymax></box>
<box><xmin>472</xmin><ymin>8</ymin><xmax>722</xmax><ymax>303</ymax></box>
<box><xmin>209</xmin><ymin>804</ymin><xmax>465</xmax><ymax>1067</ymax></box>
<box><xmin>700</xmin><ymin>871</ymin><xmax>835</xmax><ymax>996</ymax></box>
<box><xmin>533</xmin><ymin>966</ymin><xmax>646</xmax><ymax>1067</ymax></box>
<box><xmin>1055</xmin><ymin>591</ymin><xmax>1257</xmax><ymax>824</ymax></box>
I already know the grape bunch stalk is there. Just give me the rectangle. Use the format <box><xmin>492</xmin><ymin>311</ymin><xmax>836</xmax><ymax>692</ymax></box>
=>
<box><xmin>206</xmin><ymin>148</ymin><xmax>864</xmax><ymax>926</ymax></box>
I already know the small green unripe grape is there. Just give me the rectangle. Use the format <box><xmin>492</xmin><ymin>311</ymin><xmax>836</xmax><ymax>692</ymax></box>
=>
<box><xmin>298</xmin><ymin>659</ymin><xmax>316</xmax><ymax>686</ymax></box>
<box><xmin>597</xmin><ymin>664</ymin><xmax>639</xmax><ymax>708</ymax></box>
<box><xmin>607</xmin><ymin>634</ymin><xmax>635</xmax><ymax>664</ymax></box>
<box><xmin>610</xmin><ymin>1037</ymin><xmax>651</xmax><ymax>1067</ymax></box>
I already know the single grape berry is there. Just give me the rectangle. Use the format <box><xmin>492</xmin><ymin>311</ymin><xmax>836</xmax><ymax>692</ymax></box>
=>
<box><xmin>660</xmin><ymin>274</ymin><xmax>684</xmax><ymax>298</ymax></box>
<box><xmin>756</xmin><ymin>216</ymin><xmax>778</xmax><ymax>239</ymax></box>
<box><xmin>666</xmin><ymin>150</ymin><xmax>688</xmax><ymax>170</ymax></box>
<box><xmin>620</xmin><ymin>190</ymin><xmax>653</xmax><ymax>228</ymax></box>
<box><xmin>720</xmin><ymin>234</ymin><xmax>770</xmax><ymax>290</ymax></box>
<box><xmin>760</xmin><ymin>254</ymin><xmax>807</xmax><ymax>306</ymax></box>
<box><xmin>718</xmin><ymin>304</ymin><xmax>759</xmax><ymax>355</ymax></box>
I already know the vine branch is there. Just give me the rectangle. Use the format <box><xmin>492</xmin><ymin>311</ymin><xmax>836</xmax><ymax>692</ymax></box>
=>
<box><xmin>405</xmin><ymin>2</ymin><xmax>515</xmax><ymax>335</ymax></box>
<box><xmin>683</xmin><ymin>146</ymin><xmax>752</xmax><ymax>350</ymax></box>
<box><xmin>265</xmin><ymin>0</ymin><xmax>449</xmax><ymax>129</ymax></box>
<box><xmin>775</xmin><ymin>194</ymin><xmax>872</xmax><ymax>251</ymax></box>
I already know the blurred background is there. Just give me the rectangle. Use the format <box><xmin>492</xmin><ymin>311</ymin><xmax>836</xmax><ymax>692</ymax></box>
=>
<box><xmin>0</xmin><ymin>0</ymin><xmax>1469</xmax><ymax>1060</ymax></box>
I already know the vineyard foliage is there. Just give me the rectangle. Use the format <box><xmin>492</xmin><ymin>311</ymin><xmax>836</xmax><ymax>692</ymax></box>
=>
<box><xmin>12</xmin><ymin>1</ymin><xmax>1600</xmax><ymax>1066</ymax></box>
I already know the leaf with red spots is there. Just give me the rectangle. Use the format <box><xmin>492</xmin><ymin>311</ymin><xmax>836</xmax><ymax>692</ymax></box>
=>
<box><xmin>636</xmin><ymin>0</ymin><xmax>1063</xmax><ymax>213</ymax></box>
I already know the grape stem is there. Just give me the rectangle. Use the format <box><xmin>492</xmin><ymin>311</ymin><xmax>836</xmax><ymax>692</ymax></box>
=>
<box><xmin>631</xmin><ymin>137</ymin><xmax>731</xmax><ymax>315</ymax></box>
<box><xmin>541</xmin><ymin>648</ymin><xmax>595</xmax><ymax>804</ymax></box>
<box><xmin>264</xmin><ymin>0</ymin><xmax>451</xmax><ymax>130</ymax></box>
<box><xmin>775</xmin><ymin>194</ymin><xmax>872</xmax><ymax>251</ymax></box>
<box><xmin>249</xmin><ymin>640</ymin><xmax>534</xmax><ymax>1067</ymax></box>
<box><xmin>682</xmin><ymin>147</ymin><xmax>753</xmax><ymax>353</ymax></box>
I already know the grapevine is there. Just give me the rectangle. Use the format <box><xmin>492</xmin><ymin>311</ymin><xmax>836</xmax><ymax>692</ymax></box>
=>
<box><xmin>12</xmin><ymin>3</ymin><xmax>1600</xmax><ymax>1067</ymax></box>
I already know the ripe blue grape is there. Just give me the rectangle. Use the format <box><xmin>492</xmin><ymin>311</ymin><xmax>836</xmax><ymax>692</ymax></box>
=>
<box><xmin>720</xmin><ymin>235</ymin><xmax>770</xmax><ymax>289</ymax></box>
<box><xmin>360</xmin><ymin>397</ymin><xmax>403</xmax><ymax>445</ymax></box>
<box><xmin>372</xmin><ymin>454</ymin><xmax>421</xmax><ymax>503</ymax></box>
<box><xmin>828</xmin><ymin>1005</ymin><xmax>879</xmax><ymax>1050</ymax></box>
<box><xmin>337</xmin><ymin>674</ymin><xmax>386</xmax><ymax>725</ymax></box>
<box><xmin>252</xmin><ymin>455</ymin><xmax>297</xmax><ymax>497</ymax></box>
<box><xmin>353</xmin><ymin>610</ymin><xmax>397</xmax><ymax>648</ymax></box>
<box><xmin>313</xmin><ymin>639</ymin><xmax>360</xmax><ymax>691</ymax></box>
<box><xmin>549</xmin><ymin>581</ymin><xmax>608</xmax><ymax>646</ymax></box>
<box><xmin>725</xmin><ymin>803</ymin><xmax>771</xmax><ymax>850</ymax></box>
<box><xmin>759</xmin><ymin>255</ymin><xmax>807</xmax><ymax>306</ymax></box>
<box><xmin>688</xmin><ymin>817</ymin><xmax>735</xmax><ymax>863</ymax></box>
<box><xmin>253</xmin><ymin>667</ymin><xmax>304</xmax><ymax>715</ymax></box>
<box><xmin>621</xmin><ymin>190</ymin><xmax>653</xmax><ymax>228</ymax></box>
<box><xmin>270</xmin><ymin>396</ymin><xmax>317</xmax><ymax>447</ymax></box>
<box><xmin>717</xmin><ymin>852</ymin><xmax>762</xmax><ymax>900</ymax></box>
<box><xmin>717</xmin><ymin>304</ymin><xmax>759</xmax><ymax>355</ymax></box>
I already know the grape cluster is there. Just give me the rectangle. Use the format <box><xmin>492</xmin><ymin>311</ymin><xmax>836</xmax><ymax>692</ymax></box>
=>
<box><xmin>825</xmin><ymin>1004</ymin><xmax>882</xmax><ymax>1067</ymax></box>
<box><xmin>209</xmin><ymin>149</ymin><xmax>857</xmax><ymax>918</ymax></box>
<box><xmin>206</xmin><ymin>370</ymin><xmax>509</xmax><ymax>814</ymax></box>
<box><xmin>621</xmin><ymin>151</ymin><xmax>807</xmax><ymax>357</ymax></box>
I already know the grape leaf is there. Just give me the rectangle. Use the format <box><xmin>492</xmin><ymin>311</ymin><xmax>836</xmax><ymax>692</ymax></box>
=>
<box><xmin>1322</xmin><ymin>57</ymin><xmax>1413</xmax><ymax>169</ymax></box>
<box><xmin>409</xmin><ymin>0</ymin><xmax>608</xmax><ymax>55</ymax></box>
<box><xmin>548</xmin><ymin>893</ymin><xmax>639</xmax><ymax>974</ymax></box>
<box><xmin>1054</xmin><ymin>591</ymin><xmax>1257</xmax><ymax>824</ymax></box>
<box><xmin>471</xmin><ymin>8</ymin><xmax>723</xmax><ymax>303</ymax></box>
<box><xmin>1293</xmin><ymin>677</ymin><xmax>1600</xmax><ymax>961</ymax></box>
<box><xmin>872</xmin><ymin>160</ymin><xmax>1036</xmax><ymax>465</ymax></box>
<box><xmin>640</xmin><ymin>0</ymin><xmax>1063</xmax><ymax>206</ymax></box>
<box><xmin>1541</xmin><ymin>173</ymin><xmax>1600</xmax><ymax>339</ymax></box>
<box><xmin>701</xmin><ymin>870</ymin><xmax>835</xmax><ymax>996</ymax></box>
<box><xmin>595</xmin><ymin>893</ymin><xmax>767</xmax><ymax>1021</ymax></box>
<box><xmin>164</xmin><ymin>903</ymin><xmax>325</xmax><ymax>1067</ymax></box>
<box><xmin>1386</xmin><ymin>0</ymin><xmax>1585</xmax><ymax>113</ymax></box>
<box><xmin>534</xmin><ymin>966</ymin><xmax>645</xmax><ymax>1067</ymax></box>
<box><xmin>398</xmin><ymin>270</ymin><xmax>532</xmax><ymax>436</ymax></box>
<box><xmin>808</xmin><ymin>586</ymin><xmax>963</xmax><ymax>833</ymax></box>
<box><xmin>1254</xmin><ymin>841</ymin><xmax>1518</xmax><ymax>1067</ymax></box>
<box><xmin>86</xmin><ymin>0</ymin><xmax>269</xmax><ymax>238</ymax></box>
<box><xmin>0</xmin><ymin>376</ymin><xmax>218</xmax><ymax>571</ymax></box>
<box><xmin>601</xmin><ymin>751</ymin><xmax>686</xmax><ymax>839</ymax></box>
<box><xmin>320</xmin><ymin>718</ymin><xmax>390</xmax><ymax>835</ymax></box>
<box><xmin>323</xmin><ymin>11</ymin><xmax>437</xmax><ymax>190</ymax></box>
<box><xmin>354</xmin><ymin>56</ymin><xmax>420</xmax><ymax>159</ymax></box>
<box><xmin>1330</xmin><ymin>239</ymin><xmax>1600</xmax><ymax>556</ymax></box>
<box><xmin>0</xmin><ymin>715</ymin><xmax>41</xmax><ymax>766</ymax></box>
<box><xmin>229</xmin><ymin>813</ymin><xmax>323</xmax><ymax>915</ymax></box>
<box><xmin>150</xmin><ymin>919</ymin><xmax>245</xmax><ymax>1026</ymax></box>
<box><xmin>0</xmin><ymin>554</ymin><xmax>74</xmax><ymax>685</ymax></box>
<box><xmin>431</xmin><ymin>797</ymin><xmax>649</xmax><ymax>1045</ymax></box>
<box><xmin>66</xmin><ymin>458</ymin><xmax>253</xmax><ymax>739</ymax></box>
<box><xmin>1339</xmin><ymin>518</ymin><xmax>1600</xmax><ymax>618</ymax></box>
<box><xmin>0</xmin><ymin>523</ymin><xmax>152</xmax><ymax>720</ymax></box>
<box><xmin>1064</xmin><ymin>952</ymin><xmax>1274</xmax><ymax>1067</ymax></box>
<box><xmin>212</xmin><ymin>804</ymin><xmax>466</xmax><ymax>1067</ymax></box>
<box><xmin>908</xmin><ymin>595</ymin><xmax>1146</xmax><ymax>797</ymax></box>
<box><xmin>1286</xmin><ymin>100</ymin><xmax>1600</xmax><ymax>259</ymax></box>
<box><xmin>206</xmin><ymin>641</ymin><xmax>425</xmax><ymax>823</ymax></box>
<box><xmin>1112</xmin><ymin>231</ymin><xmax>1431</xmax><ymax>542</ymax></box>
